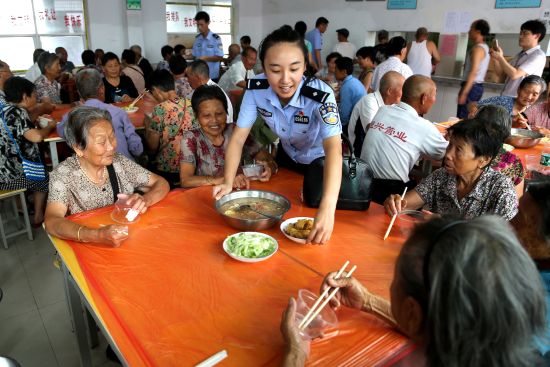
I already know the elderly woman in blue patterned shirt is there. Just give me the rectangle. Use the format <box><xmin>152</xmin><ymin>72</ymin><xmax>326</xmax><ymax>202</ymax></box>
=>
<box><xmin>385</xmin><ymin>118</ymin><xmax>518</xmax><ymax>220</ymax></box>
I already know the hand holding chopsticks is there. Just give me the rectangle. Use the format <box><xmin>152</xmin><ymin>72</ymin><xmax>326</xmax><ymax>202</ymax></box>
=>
<box><xmin>129</xmin><ymin>89</ymin><xmax>148</xmax><ymax>109</ymax></box>
<box><xmin>383</xmin><ymin>187</ymin><xmax>408</xmax><ymax>240</ymax></box>
<box><xmin>299</xmin><ymin>261</ymin><xmax>357</xmax><ymax>331</ymax></box>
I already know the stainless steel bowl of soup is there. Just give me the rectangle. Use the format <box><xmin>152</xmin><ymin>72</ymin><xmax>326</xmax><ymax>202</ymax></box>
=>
<box><xmin>215</xmin><ymin>190</ymin><xmax>291</xmax><ymax>230</ymax></box>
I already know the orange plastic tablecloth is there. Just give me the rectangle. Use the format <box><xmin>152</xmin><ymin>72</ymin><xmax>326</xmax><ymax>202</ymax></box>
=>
<box><xmin>51</xmin><ymin>170</ymin><xmax>412</xmax><ymax>366</ymax></box>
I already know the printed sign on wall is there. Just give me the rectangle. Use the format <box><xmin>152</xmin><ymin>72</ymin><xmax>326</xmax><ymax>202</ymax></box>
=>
<box><xmin>387</xmin><ymin>0</ymin><xmax>417</xmax><ymax>9</ymax></box>
<box><xmin>495</xmin><ymin>0</ymin><xmax>541</xmax><ymax>8</ymax></box>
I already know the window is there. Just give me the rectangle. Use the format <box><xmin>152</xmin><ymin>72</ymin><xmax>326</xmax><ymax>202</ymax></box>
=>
<box><xmin>166</xmin><ymin>1</ymin><xmax>232</xmax><ymax>56</ymax></box>
<box><xmin>0</xmin><ymin>0</ymin><xmax>87</xmax><ymax>71</ymax></box>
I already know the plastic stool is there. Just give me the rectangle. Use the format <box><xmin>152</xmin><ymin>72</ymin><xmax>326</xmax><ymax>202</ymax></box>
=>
<box><xmin>0</xmin><ymin>189</ymin><xmax>33</xmax><ymax>249</ymax></box>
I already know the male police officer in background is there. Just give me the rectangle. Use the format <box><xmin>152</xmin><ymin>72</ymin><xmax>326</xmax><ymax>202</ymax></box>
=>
<box><xmin>192</xmin><ymin>11</ymin><xmax>224</xmax><ymax>82</ymax></box>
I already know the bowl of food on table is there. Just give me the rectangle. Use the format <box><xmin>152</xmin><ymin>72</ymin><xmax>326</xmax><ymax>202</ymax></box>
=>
<box><xmin>280</xmin><ymin>217</ymin><xmax>314</xmax><ymax>244</ymax></box>
<box><xmin>223</xmin><ymin>232</ymin><xmax>278</xmax><ymax>263</ymax></box>
<box><xmin>122</xmin><ymin>105</ymin><xmax>139</xmax><ymax>113</ymax></box>
<box><xmin>215</xmin><ymin>190</ymin><xmax>290</xmax><ymax>231</ymax></box>
<box><xmin>505</xmin><ymin>128</ymin><xmax>543</xmax><ymax>149</ymax></box>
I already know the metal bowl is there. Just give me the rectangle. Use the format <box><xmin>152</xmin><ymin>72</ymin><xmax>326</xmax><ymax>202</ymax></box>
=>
<box><xmin>505</xmin><ymin>128</ymin><xmax>544</xmax><ymax>149</ymax></box>
<box><xmin>215</xmin><ymin>190</ymin><xmax>291</xmax><ymax>231</ymax></box>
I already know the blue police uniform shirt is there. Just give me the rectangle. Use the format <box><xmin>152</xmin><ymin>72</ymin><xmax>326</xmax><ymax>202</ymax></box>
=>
<box><xmin>237</xmin><ymin>75</ymin><xmax>342</xmax><ymax>164</ymax></box>
<box><xmin>305</xmin><ymin>28</ymin><xmax>323</xmax><ymax>66</ymax></box>
<box><xmin>192</xmin><ymin>31</ymin><xmax>224</xmax><ymax>79</ymax></box>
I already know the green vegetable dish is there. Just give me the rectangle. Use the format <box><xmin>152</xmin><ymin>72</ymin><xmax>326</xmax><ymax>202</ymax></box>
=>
<box><xmin>226</xmin><ymin>233</ymin><xmax>276</xmax><ymax>258</ymax></box>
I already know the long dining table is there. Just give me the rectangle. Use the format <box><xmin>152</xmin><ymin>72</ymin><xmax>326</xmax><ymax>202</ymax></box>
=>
<box><xmin>48</xmin><ymin>169</ymin><xmax>416</xmax><ymax>367</ymax></box>
<box><xmin>44</xmin><ymin>98</ymin><xmax>154</xmax><ymax>167</ymax></box>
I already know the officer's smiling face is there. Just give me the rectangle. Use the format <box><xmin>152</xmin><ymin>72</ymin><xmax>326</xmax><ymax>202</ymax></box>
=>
<box><xmin>264</xmin><ymin>42</ymin><xmax>306</xmax><ymax>105</ymax></box>
<box><xmin>197</xmin><ymin>98</ymin><xmax>227</xmax><ymax>138</ymax></box>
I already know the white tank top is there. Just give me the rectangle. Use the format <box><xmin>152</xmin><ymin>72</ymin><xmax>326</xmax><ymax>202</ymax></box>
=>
<box><xmin>407</xmin><ymin>40</ymin><xmax>432</xmax><ymax>77</ymax></box>
<box><xmin>463</xmin><ymin>43</ymin><xmax>490</xmax><ymax>83</ymax></box>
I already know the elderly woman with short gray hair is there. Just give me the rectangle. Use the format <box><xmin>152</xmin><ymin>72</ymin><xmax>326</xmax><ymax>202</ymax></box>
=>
<box><xmin>44</xmin><ymin>106</ymin><xmax>169</xmax><ymax>247</ymax></box>
<box><xmin>34</xmin><ymin>52</ymin><xmax>62</xmax><ymax>104</ymax></box>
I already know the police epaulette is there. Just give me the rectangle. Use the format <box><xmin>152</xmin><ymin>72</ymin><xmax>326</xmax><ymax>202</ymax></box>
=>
<box><xmin>213</xmin><ymin>33</ymin><xmax>220</xmax><ymax>39</ymax></box>
<box><xmin>301</xmin><ymin>85</ymin><xmax>329</xmax><ymax>103</ymax></box>
<box><xmin>247</xmin><ymin>79</ymin><xmax>270</xmax><ymax>90</ymax></box>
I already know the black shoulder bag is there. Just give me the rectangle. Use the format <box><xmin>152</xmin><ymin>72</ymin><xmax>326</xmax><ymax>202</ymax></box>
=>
<box><xmin>106</xmin><ymin>164</ymin><xmax>120</xmax><ymax>203</ymax></box>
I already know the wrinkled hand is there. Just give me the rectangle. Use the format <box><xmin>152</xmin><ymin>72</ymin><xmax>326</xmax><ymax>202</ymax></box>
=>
<box><xmin>306</xmin><ymin>207</ymin><xmax>334</xmax><ymax>244</ymax></box>
<box><xmin>121</xmin><ymin>94</ymin><xmax>132</xmax><ymax>103</ymax></box>
<box><xmin>98</xmin><ymin>225</ymin><xmax>129</xmax><ymax>247</ymax></box>
<box><xmin>320</xmin><ymin>272</ymin><xmax>366</xmax><ymax>310</ymax></box>
<box><xmin>281</xmin><ymin>298</ymin><xmax>310</xmax><ymax>362</ymax></box>
<box><xmin>117</xmin><ymin>193</ymin><xmax>148</xmax><ymax>214</ymax></box>
<box><xmin>256</xmin><ymin>160</ymin><xmax>273</xmax><ymax>182</ymax></box>
<box><xmin>384</xmin><ymin>194</ymin><xmax>407</xmax><ymax>216</ymax></box>
<box><xmin>512</xmin><ymin>113</ymin><xmax>529</xmax><ymax>129</ymax></box>
<box><xmin>233</xmin><ymin>174</ymin><xmax>250</xmax><ymax>189</ymax></box>
<box><xmin>213</xmin><ymin>182</ymin><xmax>233</xmax><ymax>200</ymax></box>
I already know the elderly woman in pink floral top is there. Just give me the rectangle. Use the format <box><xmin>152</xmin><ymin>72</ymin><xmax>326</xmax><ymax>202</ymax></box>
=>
<box><xmin>180</xmin><ymin>85</ymin><xmax>276</xmax><ymax>188</ymax></box>
<box><xmin>145</xmin><ymin>69</ymin><xmax>196</xmax><ymax>188</ymax></box>
<box><xmin>524</xmin><ymin>87</ymin><xmax>550</xmax><ymax>137</ymax></box>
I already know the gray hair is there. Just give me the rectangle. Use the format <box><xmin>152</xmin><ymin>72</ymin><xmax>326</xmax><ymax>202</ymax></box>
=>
<box><xmin>475</xmin><ymin>104</ymin><xmax>512</xmax><ymax>141</ymax></box>
<box><xmin>397</xmin><ymin>216</ymin><xmax>547</xmax><ymax>367</ymax></box>
<box><xmin>519</xmin><ymin>74</ymin><xmax>547</xmax><ymax>94</ymax></box>
<box><xmin>64</xmin><ymin>106</ymin><xmax>113</xmax><ymax>150</ymax></box>
<box><xmin>37</xmin><ymin>52</ymin><xmax>59</xmax><ymax>75</ymax></box>
<box><xmin>187</xmin><ymin>59</ymin><xmax>210</xmax><ymax>79</ymax></box>
<box><xmin>75</xmin><ymin>68</ymin><xmax>102</xmax><ymax>100</ymax></box>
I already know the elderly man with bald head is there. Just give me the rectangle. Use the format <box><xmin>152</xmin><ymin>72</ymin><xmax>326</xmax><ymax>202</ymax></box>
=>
<box><xmin>360</xmin><ymin>75</ymin><xmax>448</xmax><ymax>203</ymax></box>
<box><xmin>348</xmin><ymin>70</ymin><xmax>405</xmax><ymax>156</ymax></box>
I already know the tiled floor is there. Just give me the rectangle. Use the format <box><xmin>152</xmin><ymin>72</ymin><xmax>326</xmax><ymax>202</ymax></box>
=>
<box><xmin>0</xmin><ymin>222</ymin><xmax>119</xmax><ymax>367</ymax></box>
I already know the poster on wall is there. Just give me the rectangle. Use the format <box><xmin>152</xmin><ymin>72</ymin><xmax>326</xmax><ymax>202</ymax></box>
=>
<box><xmin>495</xmin><ymin>0</ymin><xmax>541</xmax><ymax>8</ymax></box>
<box><xmin>127</xmin><ymin>0</ymin><xmax>141</xmax><ymax>10</ymax></box>
<box><xmin>387</xmin><ymin>0</ymin><xmax>416</xmax><ymax>9</ymax></box>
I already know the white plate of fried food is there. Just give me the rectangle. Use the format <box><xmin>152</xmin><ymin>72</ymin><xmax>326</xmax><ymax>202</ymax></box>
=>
<box><xmin>280</xmin><ymin>217</ymin><xmax>314</xmax><ymax>244</ymax></box>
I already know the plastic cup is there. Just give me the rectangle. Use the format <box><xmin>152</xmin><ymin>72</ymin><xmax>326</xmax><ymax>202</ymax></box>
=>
<box><xmin>241</xmin><ymin>164</ymin><xmax>264</xmax><ymax>179</ymax></box>
<box><xmin>111</xmin><ymin>197</ymin><xmax>140</xmax><ymax>224</ymax></box>
<box><xmin>396</xmin><ymin>210</ymin><xmax>428</xmax><ymax>237</ymax></box>
<box><xmin>38</xmin><ymin>116</ymin><xmax>52</xmax><ymax>128</ymax></box>
<box><xmin>525</xmin><ymin>154</ymin><xmax>541</xmax><ymax>179</ymax></box>
<box><xmin>294</xmin><ymin>289</ymin><xmax>338</xmax><ymax>341</ymax></box>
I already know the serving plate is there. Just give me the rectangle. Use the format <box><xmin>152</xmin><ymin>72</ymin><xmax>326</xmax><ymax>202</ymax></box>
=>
<box><xmin>280</xmin><ymin>217</ymin><xmax>314</xmax><ymax>244</ymax></box>
<box><xmin>222</xmin><ymin>232</ymin><xmax>278</xmax><ymax>263</ymax></box>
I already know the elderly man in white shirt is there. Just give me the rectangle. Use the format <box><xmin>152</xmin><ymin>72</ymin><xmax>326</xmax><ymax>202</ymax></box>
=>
<box><xmin>218</xmin><ymin>47</ymin><xmax>257</xmax><ymax>93</ymax></box>
<box><xmin>361</xmin><ymin>75</ymin><xmax>448</xmax><ymax>204</ymax></box>
<box><xmin>370</xmin><ymin>36</ymin><xmax>413</xmax><ymax>92</ymax></box>
<box><xmin>348</xmin><ymin>71</ymin><xmax>405</xmax><ymax>156</ymax></box>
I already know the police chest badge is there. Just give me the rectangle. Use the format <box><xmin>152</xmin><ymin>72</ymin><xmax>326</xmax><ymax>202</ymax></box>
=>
<box><xmin>257</xmin><ymin>107</ymin><xmax>272</xmax><ymax>117</ymax></box>
<box><xmin>319</xmin><ymin>103</ymin><xmax>339</xmax><ymax>125</ymax></box>
<box><xmin>294</xmin><ymin>111</ymin><xmax>309</xmax><ymax>124</ymax></box>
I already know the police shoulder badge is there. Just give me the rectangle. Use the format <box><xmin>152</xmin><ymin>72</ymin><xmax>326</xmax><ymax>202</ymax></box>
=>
<box><xmin>319</xmin><ymin>103</ymin><xmax>339</xmax><ymax>125</ymax></box>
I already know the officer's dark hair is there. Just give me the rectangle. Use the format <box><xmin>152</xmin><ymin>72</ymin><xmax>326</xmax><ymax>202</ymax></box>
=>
<box><xmin>335</xmin><ymin>57</ymin><xmax>353</xmax><ymax>76</ymax></box>
<box><xmin>194</xmin><ymin>11</ymin><xmax>210</xmax><ymax>23</ymax></box>
<box><xmin>259</xmin><ymin>25</ymin><xmax>308</xmax><ymax>68</ymax></box>
<box><xmin>4</xmin><ymin>76</ymin><xmax>35</xmax><ymax>103</ymax></box>
<box><xmin>521</xmin><ymin>19</ymin><xmax>546</xmax><ymax>43</ymax></box>
<box><xmin>315</xmin><ymin>17</ymin><xmax>329</xmax><ymax>27</ymax></box>
<box><xmin>81</xmin><ymin>50</ymin><xmax>96</xmax><ymax>66</ymax></box>
<box><xmin>33</xmin><ymin>48</ymin><xmax>45</xmax><ymax>63</ymax></box>
<box><xmin>191</xmin><ymin>84</ymin><xmax>228</xmax><ymax>115</ymax></box>
<box><xmin>385</xmin><ymin>36</ymin><xmax>407</xmax><ymax>57</ymax></box>
<box><xmin>37</xmin><ymin>52</ymin><xmax>59</xmax><ymax>74</ymax></box>
<box><xmin>472</xmin><ymin>19</ymin><xmax>490</xmax><ymax>38</ymax></box>
<box><xmin>187</xmin><ymin>59</ymin><xmax>210</xmax><ymax>79</ymax></box>
<box><xmin>241</xmin><ymin>46</ymin><xmax>257</xmax><ymax>58</ymax></box>
<box><xmin>149</xmin><ymin>69</ymin><xmax>175</xmax><ymax>93</ymax></box>
<box><xmin>240</xmin><ymin>35</ymin><xmax>251</xmax><ymax>46</ymax></box>
<box><xmin>169</xmin><ymin>54</ymin><xmax>188</xmax><ymax>75</ymax></box>
<box><xmin>294</xmin><ymin>21</ymin><xmax>307</xmax><ymax>38</ymax></box>
<box><xmin>121</xmin><ymin>49</ymin><xmax>136</xmax><ymax>65</ymax></box>
<box><xmin>356</xmin><ymin>46</ymin><xmax>377</xmax><ymax>63</ymax></box>
<box><xmin>161</xmin><ymin>45</ymin><xmax>174</xmax><ymax>59</ymax></box>
<box><xmin>326</xmin><ymin>52</ymin><xmax>341</xmax><ymax>64</ymax></box>
<box><xmin>101</xmin><ymin>52</ymin><xmax>119</xmax><ymax>66</ymax></box>
<box><xmin>174</xmin><ymin>44</ymin><xmax>185</xmax><ymax>55</ymax></box>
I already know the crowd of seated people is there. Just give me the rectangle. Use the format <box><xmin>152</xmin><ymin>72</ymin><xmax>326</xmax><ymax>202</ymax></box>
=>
<box><xmin>1</xmin><ymin>17</ymin><xmax>550</xmax><ymax>366</ymax></box>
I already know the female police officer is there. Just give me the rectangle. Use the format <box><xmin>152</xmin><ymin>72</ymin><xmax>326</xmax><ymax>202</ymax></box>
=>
<box><xmin>213</xmin><ymin>25</ymin><xmax>342</xmax><ymax>244</ymax></box>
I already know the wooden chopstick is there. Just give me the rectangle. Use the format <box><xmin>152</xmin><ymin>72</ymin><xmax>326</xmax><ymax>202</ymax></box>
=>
<box><xmin>300</xmin><ymin>265</ymin><xmax>357</xmax><ymax>331</ymax></box>
<box><xmin>383</xmin><ymin>187</ymin><xmax>408</xmax><ymax>240</ymax></box>
<box><xmin>129</xmin><ymin>89</ymin><xmax>148</xmax><ymax>108</ymax></box>
<box><xmin>194</xmin><ymin>350</ymin><xmax>228</xmax><ymax>367</ymax></box>
<box><xmin>298</xmin><ymin>260</ymin><xmax>350</xmax><ymax>329</ymax></box>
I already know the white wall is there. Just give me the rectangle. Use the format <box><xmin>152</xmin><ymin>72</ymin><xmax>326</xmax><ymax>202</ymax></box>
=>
<box><xmin>262</xmin><ymin>0</ymin><xmax>550</xmax><ymax>62</ymax></box>
<box><xmin>234</xmin><ymin>0</ymin><xmax>264</xmax><ymax>49</ymax></box>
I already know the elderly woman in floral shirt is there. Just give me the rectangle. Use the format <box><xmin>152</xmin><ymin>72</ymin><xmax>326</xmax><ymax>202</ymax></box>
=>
<box><xmin>179</xmin><ymin>85</ymin><xmax>276</xmax><ymax>188</ymax></box>
<box><xmin>35</xmin><ymin>52</ymin><xmax>62</xmax><ymax>104</ymax></box>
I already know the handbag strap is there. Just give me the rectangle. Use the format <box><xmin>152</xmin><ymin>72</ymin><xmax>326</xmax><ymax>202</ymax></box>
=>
<box><xmin>0</xmin><ymin>105</ymin><xmax>42</xmax><ymax>164</ymax></box>
<box><xmin>106</xmin><ymin>164</ymin><xmax>120</xmax><ymax>203</ymax></box>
